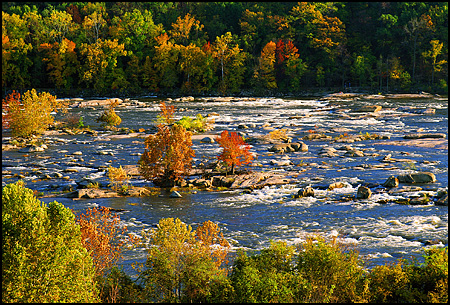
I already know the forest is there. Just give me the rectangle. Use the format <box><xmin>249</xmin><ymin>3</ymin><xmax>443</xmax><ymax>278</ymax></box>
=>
<box><xmin>2</xmin><ymin>2</ymin><xmax>448</xmax><ymax>97</ymax></box>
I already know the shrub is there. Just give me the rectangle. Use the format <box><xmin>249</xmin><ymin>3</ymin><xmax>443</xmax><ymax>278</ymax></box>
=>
<box><xmin>269</xmin><ymin>128</ymin><xmax>289</xmax><ymax>141</ymax></box>
<box><xmin>176</xmin><ymin>113</ymin><xmax>210</xmax><ymax>133</ymax></box>
<box><xmin>4</xmin><ymin>89</ymin><xmax>67</xmax><ymax>138</ymax></box>
<box><xmin>216</xmin><ymin>130</ymin><xmax>254</xmax><ymax>174</ymax></box>
<box><xmin>296</xmin><ymin>235</ymin><xmax>367</xmax><ymax>302</ymax></box>
<box><xmin>2</xmin><ymin>181</ymin><xmax>98</xmax><ymax>302</ymax></box>
<box><xmin>139</xmin><ymin>104</ymin><xmax>195</xmax><ymax>187</ymax></box>
<box><xmin>139</xmin><ymin>218</ymin><xmax>230</xmax><ymax>303</ymax></box>
<box><xmin>107</xmin><ymin>165</ymin><xmax>130</xmax><ymax>193</ymax></box>
<box><xmin>2</xmin><ymin>90</ymin><xmax>20</xmax><ymax>129</ymax></box>
<box><xmin>97</xmin><ymin>100</ymin><xmax>122</xmax><ymax>127</ymax></box>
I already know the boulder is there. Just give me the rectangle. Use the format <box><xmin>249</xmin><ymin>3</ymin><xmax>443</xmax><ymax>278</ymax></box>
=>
<box><xmin>435</xmin><ymin>194</ymin><xmax>448</xmax><ymax>206</ymax></box>
<box><xmin>383</xmin><ymin>176</ymin><xmax>399</xmax><ymax>188</ymax></box>
<box><xmin>270</xmin><ymin>159</ymin><xmax>292</xmax><ymax>166</ymax></box>
<box><xmin>200</xmin><ymin>136</ymin><xmax>215</xmax><ymax>143</ymax></box>
<box><xmin>357</xmin><ymin>185</ymin><xmax>372</xmax><ymax>199</ymax></box>
<box><xmin>354</xmin><ymin>105</ymin><xmax>382</xmax><ymax>112</ymax></box>
<box><xmin>328</xmin><ymin>182</ymin><xmax>345</xmax><ymax>190</ymax></box>
<box><xmin>404</xmin><ymin>133</ymin><xmax>446</xmax><ymax>139</ymax></box>
<box><xmin>409</xmin><ymin>196</ymin><xmax>430</xmax><ymax>205</ymax></box>
<box><xmin>169</xmin><ymin>191</ymin><xmax>182</xmax><ymax>198</ymax></box>
<box><xmin>297</xmin><ymin>186</ymin><xmax>315</xmax><ymax>198</ymax></box>
<box><xmin>344</xmin><ymin>150</ymin><xmax>365</xmax><ymax>157</ymax></box>
<box><xmin>398</xmin><ymin>172</ymin><xmax>436</xmax><ymax>184</ymax></box>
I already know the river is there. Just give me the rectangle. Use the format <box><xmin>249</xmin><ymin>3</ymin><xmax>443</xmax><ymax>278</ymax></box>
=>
<box><xmin>2</xmin><ymin>94</ymin><xmax>448</xmax><ymax>279</ymax></box>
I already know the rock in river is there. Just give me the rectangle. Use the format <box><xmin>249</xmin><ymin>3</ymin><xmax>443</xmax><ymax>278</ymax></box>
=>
<box><xmin>357</xmin><ymin>185</ymin><xmax>372</xmax><ymax>199</ymax></box>
<box><xmin>397</xmin><ymin>172</ymin><xmax>436</xmax><ymax>184</ymax></box>
<box><xmin>383</xmin><ymin>176</ymin><xmax>399</xmax><ymax>188</ymax></box>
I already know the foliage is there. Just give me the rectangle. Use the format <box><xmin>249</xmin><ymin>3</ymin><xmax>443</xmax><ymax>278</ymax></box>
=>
<box><xmin>2</xmin><ymin>181</ymin><xmax>98</xmax><ymax>302</ymax></box>
<box><xmin>96</xmin><ymin>100</ymin><xmax>122</xmax><ymax>127</ymax></box>
<box><xmin>76</xmin><ymin>206</ymin><xmax>137</xmax><ymax>278</ymax></box>
<box><xmin>230</xmin><ymin>241</ymin><xmax>300</xmax><ymax>303</ymax></box>
<box><xmin>269</xmin><ymin>128</ymin><xmax>289</xmax><ymax>141</ymax></box>
<box><xmin>107</xmin><ymin>165</ymin><xmax>130</xmax><ymax>193</ymax></box>
<box><xmin>175</xmin><ymin>113</ymin><xmax>209</xmax><ymax>133</ymax></box>
<box><xmin>97</xmin><ymin>266</ymin><xmax>145</xmax><ymax>303</ymax></box>
<box><xmin>216</xmin><ymin>130</ymin><xmax>254</xmax><ymax>174</ymax></box>
<box><xmin>139</xmin><ymin>218</ymin><xmax>230</xmax><ymax>303</ymax></box>
<box><xmin>5</xmin><ymin>89</ymin><xmax>67</xmax><ymax>138</ymax></box>
<box><xmin>296</xmin><ymin>235</ymin><xmax>367</xmax><ymax>302</ymax></box>
<box><xmin>139</xmin><ymin>102</ymin><xmax>195</xmax><ymax>187</ymax></box>
<box><xmin>1</xmin><ymin>89</ymin><xmax>20</xmax><ymax>129</ymax></box>
<box><xmin>2</xmin><ymin>2</ymin><xmax>448</xmax><ymax>94</ymax></box>
<box><xmin>156</xmin><ymin>101</ymin><xmax>175</xmax><ymax>124</ymax></box>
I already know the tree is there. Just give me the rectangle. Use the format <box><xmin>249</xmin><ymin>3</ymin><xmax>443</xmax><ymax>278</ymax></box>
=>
<box><xmin>216</xmin><ymin>130</ymin><xmax>254</xmax><ymax>175</ymax></box>
<box><xmin>139</xmin><ymin>102</ymin><xmax>195</xmax><ymax>187</ymax></box>
<box><xmin>169</xmin><ymin>13</ymin><xmax>204</xmax><ymax>46</ymax></box>
<box><xmin>6</xmin><ymin>89</ymin><xmax>67</xmax><ymax>138</ymax></box>
<box><xmin>422</xmin><ymin>39</ymin><xmax>447</xmax><ymax>86</ymax></box>
<box><xmin>38</xmin><ymin>38</ymin><xmax>79</xmax><ymax>90</ymax></box>
<box><xmin>2</xmin><ymin>181</ymin><xmax>98</xmax><ymax>302</ymax></box>
<box><xmin>153</xmin><ymin>33</ymin><xmax>180</xmax><ymax>91</ymax></box>
<box><xmin>253</xmin><ymin>41</ymin><xmax>277</xmax><ymax>89</ymax></box>
<box><xmin>78</xmin><ymin>38</ymin><xmax>127</xmax><ymax>92</ymax></box>
<box><xmin>140</xmin><ymin>218</ymin><xmax>230</xmax><ymax>303</ymax></box>
<box><xmin>42</xmin><ymin>9</ymin><xmax>75</xmax><ymax>44</ymax></box>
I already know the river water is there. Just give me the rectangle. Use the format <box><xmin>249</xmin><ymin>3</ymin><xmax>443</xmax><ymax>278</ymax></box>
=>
<box><xmin>2</xmin><ymin>95</ymin><xmax>448</xmax><ymax>278</ymax></box>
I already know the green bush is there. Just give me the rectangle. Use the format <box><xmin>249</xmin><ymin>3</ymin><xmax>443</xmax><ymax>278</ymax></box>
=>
<box><xmin>176</xmin><ymin>113</ymin><xmax>208</xmax><ymax>133</ymax></box>
<box><xmin>98</xmin><ymin>266</ymin><xmax>145</xmax><ymax>303</ymax></box>
<box><xmin>2</xmin><ymin>181</ymin><xmax>98</xmax><ymax>303</ymax></box>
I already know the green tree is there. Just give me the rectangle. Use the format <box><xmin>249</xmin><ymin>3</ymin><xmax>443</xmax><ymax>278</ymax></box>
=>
<box><xmin>2</xmin><ymin>181</ymin><xmax>99</xmax><ymax>302</ymax></box>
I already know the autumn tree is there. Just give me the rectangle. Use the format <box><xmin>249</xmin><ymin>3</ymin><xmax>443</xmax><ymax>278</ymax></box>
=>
<box><xmin>216</xmin><ymin>130</ymin><xmax>254</xmax><ymax>175</ymax></box>
<box><xmin>169</xmin><ymin>13</ymin><xmax>204</xmax><ymax>46</ymax></box>
<box><xmin>153</xmin><ymin>33</ymin><xmax>180</xmax><ymax>91</ymax></box>
<box><xmin>2</xmin><ymin>12</ymin><xmax>33</xmax><ymax>89</ymax></box>
<box><xmin>38</xmin><ymin>38</ymin><xmax>79</xmax><ymax>90</ymax></box>
<box><xmin>253</xmin><ymin>41</ymin><xmax>277</xmax><ymax>90</ymax></box>
<box><xmin>139</xmin><ymin>102</ymin><xmax>195</xmax><ymax>187</ymax></box>
<box><xmin>139</xmin><ymin>218</ymin><xmax>230</xmax><ymax>303</ymax></box>
<box><xmin>78</xmin><ymin>38</ymin><xmax>127</xmax><ymax>92</ymax></box>
<box><xmin>6</xmin><ymin>89</ymin><xmax>67</xmax><ymax>138</ymax></box>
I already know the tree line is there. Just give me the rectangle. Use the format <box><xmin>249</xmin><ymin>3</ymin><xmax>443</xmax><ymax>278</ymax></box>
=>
<box><xmin>2</xmin><ymin>2</ymin><xmax>448</xmax><ymax>96</ymax></box>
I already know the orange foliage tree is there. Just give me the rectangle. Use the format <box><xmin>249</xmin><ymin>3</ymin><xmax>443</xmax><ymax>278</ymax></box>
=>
<box><xmin>76</xmin><ymin>206</ymin><xmax>138</xmax><ymax>277</ymax></box>
<box><xmin>216</xmin><ymin>130</ymin><xmax>254</xmax><ymax>174</ymax></box>
<box><xmin>2</xmin><ymin>90</ymin><xmax>20</xmax><ymax>129</ymax></box>
<box><xmin>139</xmin><ymin>102</ymin><xmax>195</xmax><ymax>187</ymax></box>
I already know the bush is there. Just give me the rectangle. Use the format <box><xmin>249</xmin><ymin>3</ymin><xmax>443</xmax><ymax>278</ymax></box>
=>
<box><xmin>4</xmin><ymin>89</ymin><xmax>67</xmax><ymax>138</ymax></box>
<box><xmin>107</xmin><ymin>165</ymin><xmax>130</xmax><ymax>193</ymax></box>
<box><xmin>176</xmin><ymin>113</ymin><xmax>210</xmax><ymax>133</ymax></box>
<box><xmin>2</xmin><ymin>181</ymin><xmax>98</xmax><ymax>302</ymax></box>
<box><xmin>139</xmin><ymin>218</ymin><xmax>230</xmax><ymax>303</ymax></box>
<box><xmin>98</xmin><ymin>266</ymin><xmax>145</xmax><ymax>303</ymax></box>
<box><xmin>97</xmin><ymin>100</ymin><xmax>122</xmax><ymax>127</ymax></box>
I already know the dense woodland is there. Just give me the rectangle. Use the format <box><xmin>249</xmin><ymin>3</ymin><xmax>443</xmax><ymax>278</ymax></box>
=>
<box><xmin>2</xmin><ymin>2</ymin><xmax>448</xmax><ymax>97</ymax></box>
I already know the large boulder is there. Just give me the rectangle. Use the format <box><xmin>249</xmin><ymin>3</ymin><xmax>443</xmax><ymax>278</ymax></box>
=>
<box><xmin>356</xmin><ymin>185</ymin><xmax>372</xmax><ymax>199</ymax></box>
<box><xmin>397</xmin><ymin>172</ymin><xmax>436</xmax><ymax>184</ymax></box>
